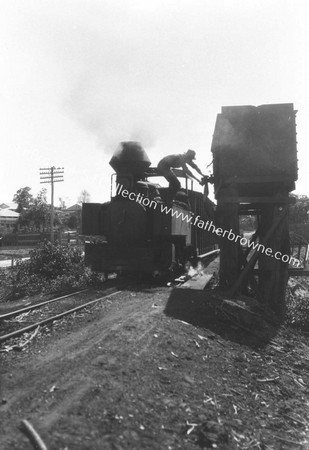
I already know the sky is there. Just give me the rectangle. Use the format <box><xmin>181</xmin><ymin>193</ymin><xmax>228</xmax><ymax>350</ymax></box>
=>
<box><xmin>0</xmin><ymin>0</ymin><xmax>308</xmax><ymax>207</ymax></box>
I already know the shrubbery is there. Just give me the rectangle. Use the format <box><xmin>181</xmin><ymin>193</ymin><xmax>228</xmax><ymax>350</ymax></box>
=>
<box><xmin>0</xmin><ymin>240</ymin><xmax>104</xmax><ymax>299</ymax></box>
<box><xmin>285</xmin><ymin>277</ymin><xmax>309</xmax><ymax>331</ymax></box>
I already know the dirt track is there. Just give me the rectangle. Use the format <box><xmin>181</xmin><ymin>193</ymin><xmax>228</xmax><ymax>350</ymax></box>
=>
<box><xmin>1</xmin><ymin>285</ymin><xmax>309</xmax><ymax>449</ymax></box>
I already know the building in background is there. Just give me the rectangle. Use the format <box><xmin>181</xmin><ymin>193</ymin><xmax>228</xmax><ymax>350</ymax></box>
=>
<box><xmin>0</xmin><ymin>204</ymin><xmax>19</xmax><ymax>233</ymax></box>
<box><xmin>0</xmin><ymin>202</ymin><xmax>18</xmax><ymax>211</ymax></box>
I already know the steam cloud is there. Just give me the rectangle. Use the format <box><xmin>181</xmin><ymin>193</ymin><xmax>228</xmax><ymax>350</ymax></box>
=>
<box><xmin>59</xmin><ymin>25</ymin><xmax>157</xmax><ymax>154</ymax></box>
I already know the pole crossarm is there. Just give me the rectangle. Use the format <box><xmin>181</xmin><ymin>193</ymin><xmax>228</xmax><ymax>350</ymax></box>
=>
<box><xmin>40</xmin><ymin>167</ymin><xmax>64</xmax><ymax>170</ymax></box>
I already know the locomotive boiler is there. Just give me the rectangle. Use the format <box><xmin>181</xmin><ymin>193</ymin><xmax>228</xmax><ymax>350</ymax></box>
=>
<box><xmin>82</xmin><ymin>141</ymin><xmax>215</xmax><ymax>276</ymax></box>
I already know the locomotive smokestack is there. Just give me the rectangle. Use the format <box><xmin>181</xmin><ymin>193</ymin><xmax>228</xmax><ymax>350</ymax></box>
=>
<box><xmin>109</xmin><ymin>141</ymin><xmax>151</xmax><ymax>176</ymax></box>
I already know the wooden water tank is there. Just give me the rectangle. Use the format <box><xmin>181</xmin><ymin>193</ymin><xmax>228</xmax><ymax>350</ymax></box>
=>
<box><xmin>211</xmin><ymin>103</ymin><xmax>298</xmax><ymax>197</ymax></box>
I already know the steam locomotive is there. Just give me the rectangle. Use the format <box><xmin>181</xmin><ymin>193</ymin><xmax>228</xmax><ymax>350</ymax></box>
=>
<box><xmin>82</xmin><ymin>142</ymin><xmax>216</xmax><ymax>277</ymax></box>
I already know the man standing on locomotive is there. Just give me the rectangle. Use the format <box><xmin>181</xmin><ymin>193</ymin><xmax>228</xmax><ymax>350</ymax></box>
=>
<box><xmin>157</xmin><ymin>149</ymin><xmax>206</xmax><ymax>198</ymax></box>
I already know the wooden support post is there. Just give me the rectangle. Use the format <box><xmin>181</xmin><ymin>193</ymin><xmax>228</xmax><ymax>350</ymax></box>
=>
<box><xmin>305</xmin><ymin>244</ymin><xmax>309</xmax><ymax>268</ymax></box>
<box><xmin>297</xmin><ymin>244</ymin><xmax>301</xmax><ymax>261</ymax></box>
<box><xmin>216</xmin><ymin>184</ymin><xmax>240</xmax><ymax>289</ymax></box>
<box><xmin>258</xmin><ymin>201</ymin><xmax>290</xmax><ymax>320</ymax></box>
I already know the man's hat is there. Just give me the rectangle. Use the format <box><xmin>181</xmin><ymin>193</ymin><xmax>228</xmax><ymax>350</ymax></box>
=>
<box><xmin>186</xmin><ymin>149</ymin><xmax>196</xmax><ymax>160</ymax></box>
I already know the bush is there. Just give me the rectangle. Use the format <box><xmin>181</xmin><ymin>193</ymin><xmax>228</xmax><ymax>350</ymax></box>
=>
<box><xmin>27</xmin><ymin>240</ymin><xmax>84</xmax><ymax>278</ymax></box>
<box><xmin>0</xmin><ymin>240</ymin><xmax>104</xmax><ymax>300</ymax></box>
<box><xmin>285</xmin><ymin>277</ymin><xmax>309</xmax><ymax>331</ymax></box>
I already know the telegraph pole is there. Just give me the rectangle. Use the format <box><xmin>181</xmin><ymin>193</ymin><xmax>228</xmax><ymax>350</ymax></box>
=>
<box><xmin>40</xmin><ymin>167</ymin><xmax>64</xmax><ymax>243</ymax></box>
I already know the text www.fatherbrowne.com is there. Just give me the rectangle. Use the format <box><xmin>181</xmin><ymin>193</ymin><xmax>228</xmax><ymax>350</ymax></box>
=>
<box><xmin>116</xmin><ymin>184</ymin><xmax>302</xmax><ymax>268</ymax></box>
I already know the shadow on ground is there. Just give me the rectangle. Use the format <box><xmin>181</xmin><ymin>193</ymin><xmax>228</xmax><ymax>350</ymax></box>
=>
<box><xmin>164</xmin><ymin>287</ymin><xmax>280</xmax><ymax>349</ymax></box>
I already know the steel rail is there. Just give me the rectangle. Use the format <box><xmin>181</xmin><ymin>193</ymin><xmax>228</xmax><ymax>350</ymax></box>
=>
<box><xmin>0</xmin><ymin>289</ymin><xmax>88</xmax><ymax>321</ymax></box>
<box><xmin>197</xmin><ymin>249</ymin><xmax>220</xmax><ymax>260</ymax></box>
<box><xmin>0</xmin><ymin>289</ymin><xmax>121</xmax><ymax>344</ymax></box>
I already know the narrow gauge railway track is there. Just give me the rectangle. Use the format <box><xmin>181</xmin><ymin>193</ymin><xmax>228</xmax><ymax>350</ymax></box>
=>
<box><xmin>0</xmin><ymin>288</ymin><xmax>122</xmax><ymax>345</ymax></box>
<box><xmin>0</xmin><ymin>252</ymin><xmax>220</xmax><ymax>347</ymax></box>
<box><xmin>0</xmin><ymin>289</ymin><xmax>88</xmax><ymax>321</ymax></box>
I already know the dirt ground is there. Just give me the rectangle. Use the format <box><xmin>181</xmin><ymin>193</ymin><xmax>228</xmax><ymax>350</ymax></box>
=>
<box><xmin>0</xmin><ymin>284</ymin><xmax>309</xmax><ymax>450</ymax></box>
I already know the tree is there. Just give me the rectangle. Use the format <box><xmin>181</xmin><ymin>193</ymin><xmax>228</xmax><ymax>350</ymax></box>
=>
<box><xmin>13</xmin><ymin>188</ymin><xmax>51</xmax><ymax>231</ymax></box>
<box><xmin>24</xmin><ymin>189</ymin><xmax>49</xmax><ymax>231</ymax></box>
<box><xmin>58</xmin><ymin>197</ymin><xmax>66</xmax><ymax>210</ymax></box>
<box><xmin>239</xmin><ymin>215</ymin><xmax>257</xmax><ymax>231</ymax></box>
<box><xmin>13</xmin><ymin>187</ymin><xmax>33</xmax><ymax>213</ymax></box>
<box><xmin>78</xmin><ymin>189</ymin><xmax>91</xmax><ymax>204</ymax></box>
<box><xmin>67</xmin><ymin>214</ymin><xmax>78</xmax><ymax>230</ymax></box>
<box><xmin>53</xmin><ymin>211</ymin><xmax>63</xmax><ymax>228</ymax></box>
<box><xmin>31</xmin><ymin>189</ymin><xmax>49</xmax><ymax>230</ymax></box>
<box><xmin>289</xmin><ymin>194</ymin><xmax>309</xmax><ymax>224</ymax></box>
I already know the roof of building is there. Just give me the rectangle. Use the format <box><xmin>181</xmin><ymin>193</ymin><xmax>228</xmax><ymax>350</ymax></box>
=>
<box><xmin>0</xmin><ymin>202</ymin><xmax>18</xmax><ymax>210</ymax></box>
<box><xmin>65</xmin><ymin>204</ymin><xmax>82</xmax><ymax>212</ymax></box>
<box><xmin>0</xmin><ymin>208</ymin><xmax>19</xmax><ymax>218</ymax></box>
